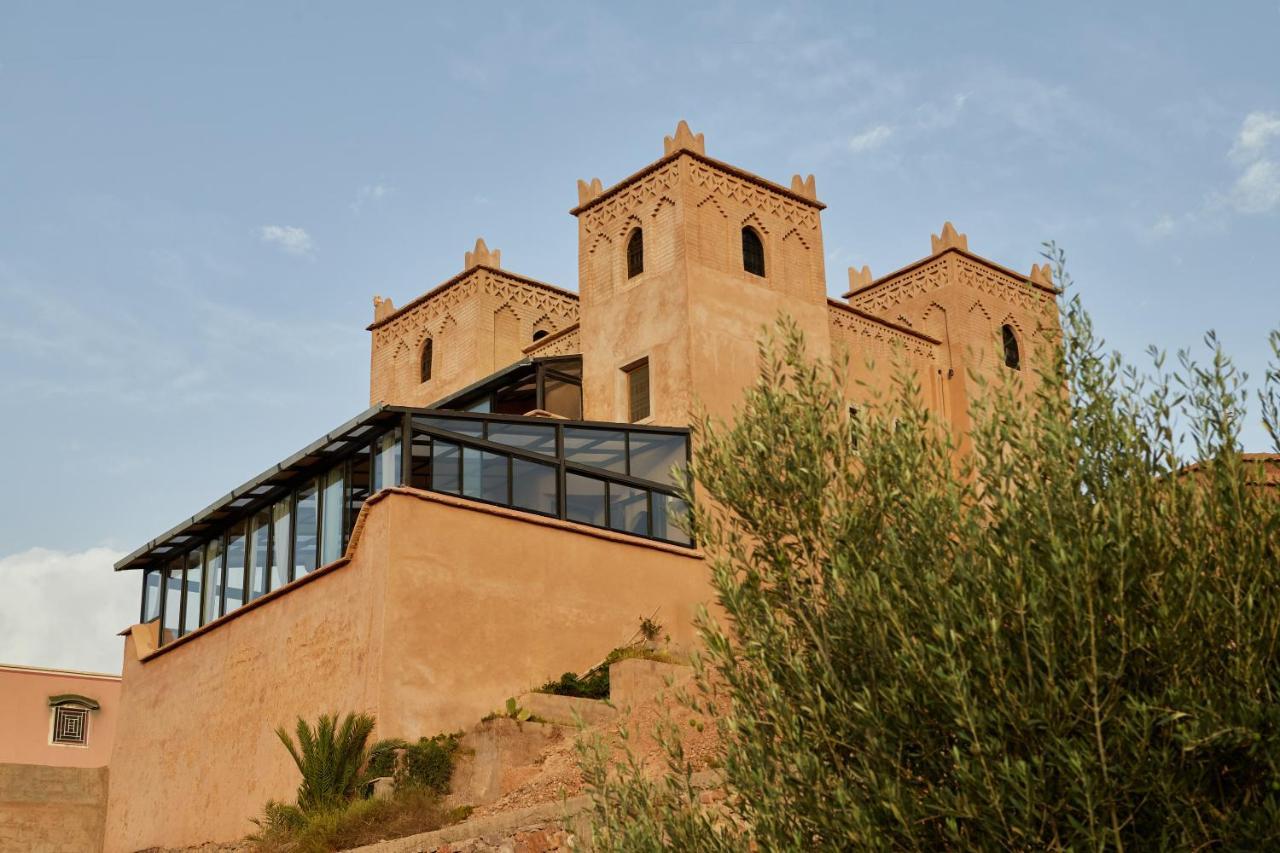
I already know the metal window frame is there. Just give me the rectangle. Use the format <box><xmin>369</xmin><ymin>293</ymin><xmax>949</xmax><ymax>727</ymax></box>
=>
<box><xmin>128</xmin><ymin>406</ymin><xmax>694</xmax><ymax>647</ymax></box>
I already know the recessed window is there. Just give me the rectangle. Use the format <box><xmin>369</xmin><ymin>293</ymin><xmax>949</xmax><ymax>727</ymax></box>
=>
<box><xmin>532</xmin><ymin>329</ymin><xmax>550</xmax><ymax>342</ymax></box>
<box><xmin>848</xmin><ymin>405</ymin><xmax>859</xmax><ymax>450</ymax></box>
<box><xmin>1002</xmin><ymin>324</ymin><xmax>1020</xmax><ymax>370</ymax></box>
<box><xmin>51</xmin><ymin>705</ymin><xmax>90</xmax><ymax>746</ymax></box>
<box><xmin>421</xmin><ymin>339</ymin><xmax>434</xmax><ymax>383</ymax></box>
<box><xmin>742</xmin><ymin>227</ymin><xmax>765</xmax><ymax>277</ymax></box>
<box><xmin>625</xmin><ymin>359</ymin><xmax>651</xmax><ymax>422</ymax></box>
<box><xmin>626</xmin><ymin>228</ymin><xmax>644</xmax><ymax>278</ymax></box>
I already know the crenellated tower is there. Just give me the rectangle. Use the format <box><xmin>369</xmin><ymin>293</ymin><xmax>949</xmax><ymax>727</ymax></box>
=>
<box><xmin>571</xmin><ymin>121</ymin><xmax>832</xmax><ymax>426</ymax></box>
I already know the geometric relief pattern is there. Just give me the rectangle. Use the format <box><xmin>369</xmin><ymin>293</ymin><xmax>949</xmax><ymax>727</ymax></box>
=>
<box><xmin>828</xmin><ymin>304</ymin><xmax>938</xmax><ymax>360</ymax></box>
<box><xmin>578</xmin><ymin>156</ymin><xmax>822</xmax><ymax>244</ymax></box>
<box><xmin>374</xmin><ymin>269</ymin><xmax>580</xmax><ymax>361</ymax></box>
<box><xmin>851</xmin><ymin>255</ymin><xmax>1056</xmax><ymax>321</ymax></box>
<box><xmin>526</xmin><ymin>324</ymin><xmax>581</xmax><ymax>357</ymax></box>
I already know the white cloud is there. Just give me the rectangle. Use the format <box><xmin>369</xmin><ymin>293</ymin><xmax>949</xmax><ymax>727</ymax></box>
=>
<box><xmin>1229</xmin><ymin>158</ymin><xmax>1280</xmax><ymax>214</ymax></box>
<box><xmin>258</xmin><ymin>225</ymin><xmax>314</xmax><ymax>256</ymax></box>
<box><xmin>0</xmin><ymin>547</ymin><xmax>133</xmax><ymax>674</ymax></box>
<box><xmin>1230</xmin><ymin>111</ymin><xmax>1280</xmax><ymax>160</ymax></box>
<box><xmin>1147</xmin><ymin>214</ymin><xmax>1179</xmax><ymax>237</ymax></box>
<box><xmin>848</xmin><ymin>124</ymin><xmax>893</xmax><ymax>153</ymax></box>
<box><xmin>1220</xmin><ymin>111</ymin><xmax>1280</xmax><ymax>215</ymax></box>
<box><xmin>351</xmin><ymin>183</ymin><xmax>394</xmax><ymax>214</ymax></box>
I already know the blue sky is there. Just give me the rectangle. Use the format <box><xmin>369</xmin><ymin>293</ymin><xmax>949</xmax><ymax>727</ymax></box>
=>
<box><xmin>1</xmin><ymin>2</ymin><xmax>1278</xmax><ymax>670</ymax></box>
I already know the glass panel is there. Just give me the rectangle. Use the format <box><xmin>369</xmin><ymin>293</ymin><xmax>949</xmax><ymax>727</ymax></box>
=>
<box><xmin>564</xmin><ymin>428</ymin><xmax>627</xmax><ymax>474</ymax></box>
<box><xmin>541</xmin><ymin>357</ymin><xmax>582</xmax><ymax>378</ymax></box>
<box><xmin>628</xmin><ymin>432</ymin><xmax>687</xmax><ymax>487</ymax></box>
<box><xmin>270</xmin><ymin>498</ymin><xmax>291</xmax><ymax>589</ymax></box>
<box><xmin>294</xmin><ymin>479</ymin><xmax>319</xmax><ymax>578</ymax></box>
<box><xmin>248</xmin><ymin>509</ymin><xmax>270</xmax><ymax>600</ymax></box>
<box><xmin>487</xmin><ymin>421</ymin><xmax>557</xmax><ymax>457</ymax></box>
<box><xmin>466</xmin><ymin>397</ymin><xmax>492</xmax><ymax>413</ymax></box>
<box><xmin>493</xmin><ymin>377</ymin><xmax>538</xmax><ymax>415</ymax></box>
<box><xmin>202</xmin><ymin>538</ymin><xmax>224</xmax><ymax>624</ymax></box>
<box><xmin>224</xmin><ymin>523</ymin><xmax>246</xmax><ymax>614</ymax></box>
<box><xmin>143</xmin><ymin>570</ymin><xmax>162</xmax><ymax>622</ymax></box>
<box><xmin>565</xmin><ymin>473</ymin><xmax>607</xmax><ymax>527</ymax></box>
<box><xmin>512</xmin><ymin>457</ymin><xmax>557</xmax><ymax>515</ymax></box>
<box><xmin>321</xmin><ymin>465</ymin><xmax>345</xmax><ymax>565</ymax></box>
<box><xmin>182</xmin><ymin>549</ymin><xmax>202</xmax><ymax>636</ymax></box>
<box><xmin>652</xmin><ymin>494</ymin><xmax>692</xmax><ymax>546</ymax></box>
<box><xmin>409</xmin><ymin>428</ymin><xmax>432</xmax><ymax>490</ymax></box>
<box><xmin>347</xmin><ymin>445</ymin><xmax>370</xmax><ymax>544</ymax></box>
<box><xmin>463</xmin><ymin>448</ymin><xmax>508</xmax><ymax>504</ymax></box>
<box><xmin>543</xmin><ymin>377</ymin><xmax>582</xmax><ymax>420</ymax></box>
<box><xmin>162</xmin><ymin>563</ymin><xmax>182</xmax><ymax>643</ymax></box>
<box><xmin>609</xmin><ymin>483</ymin><xmax>649</xmax><ymax>535</ymax></box>
<box><xmin>373</xmin><ymin>429</ymin><xmax>402</xmax><ymax>491</ymax></box>
<box><xmin>414</xmin><ymin>416</ymin><xmax>483</xmax><ymax>439</ymax></box>
<box><xmin>431</xmin><ymin>441</ymin><xmax>460</xmax><ymax>494</ymax></box>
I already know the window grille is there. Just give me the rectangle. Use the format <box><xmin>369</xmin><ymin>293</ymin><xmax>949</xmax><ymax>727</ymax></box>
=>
<box><xmin>52</xmin><ymin>706</ymin><xmax>89</xmax><ymax>746</ymax></box>
<box><xmin>1002</xmin><ymin>324</ymin><xmax>1020</xmax><ymax>370</ymax></box>
<box><xmin>626</xmin><ymin>360</ymin><xmax>651</xmax><ymax>422</ymax></box>
<box><xmin>626</xmin><ymin>228</ymin><xmax>644</xmax><ymax>278</ymax></box>
<box><xmin>742</xmin><ymin>227</ymin><xmax>765</xmax><ymax>276</ymax></box>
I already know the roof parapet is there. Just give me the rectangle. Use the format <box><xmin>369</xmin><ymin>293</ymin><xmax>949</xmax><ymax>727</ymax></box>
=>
<box><xmin>930</xmin><ymin>221</ymin><xmax>969</xmax><ymax>255</ymax></box>
<box><xmin>464</xmin><ymin>237</ymin><xmax>501</xmax><ymax>270</ymax></box>
<box><xmin>663</xmin><ymin>120</ymin><xmax>705</xmax><ymax>156</ymax></box>
<box><xmin>847</xmin><ymin>264</ymin><xmax>873</xmax><ymax>294</ymax></box>
<box><xmin>790</xmin><ymin>173</ymin><xmax>818</xmax><ymax>201</ymax></box>
<box><xmin>373</xmin><ymin>295</ymin><xmax>396</xmax><ymax>323</ymax></box>
<box><xmin>1029</xmin><ymin>263</ymin><xmax>1055</xmax><ymax>289</ymax></box>
<box><xmin>576</xmin><ymin>177</ymin><xmax>604</xmax><ymax>206</ymax></box>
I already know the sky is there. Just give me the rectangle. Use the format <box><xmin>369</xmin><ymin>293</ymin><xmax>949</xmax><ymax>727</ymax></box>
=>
<box><xmin>1</xmin><ymin>1</ymin><xmax>1278</xmax><ymax>672</ymax></box>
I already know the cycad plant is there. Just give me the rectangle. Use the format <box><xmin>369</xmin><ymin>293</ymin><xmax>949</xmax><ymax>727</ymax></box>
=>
<box><xmin>275</xmin><ymin>712</ymin><xmax>377</xmax><ymax>813</ymax></box>
<box><xmin>579</xmin><ymin>248</ymin><xmax>1280</xmax><ymax>850</ymax></box>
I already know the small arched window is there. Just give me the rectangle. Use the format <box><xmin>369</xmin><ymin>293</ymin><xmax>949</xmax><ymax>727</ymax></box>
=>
<box><xmin>626</xmin><ymin>228</ymin><xmax>644</xmax><ymax>278</ymax></box>
<box><xmin>1002</xmin><ymin>324</ymin><xmax>1020</xmax><ymax>370</ymax></box>
<box><xmin>532</xmin><ymin>329</ymin><xmax>550</xmax><ymax>342</ymax></box>
<box><xmin>421</xmin><ymin>338</ymin><xmax>434</xmax><ymax>382</ymax></box>
<box><xmin>742</xmin><ymin>227</ymin><xmax>765</xmax><ymax>277</ymax></box>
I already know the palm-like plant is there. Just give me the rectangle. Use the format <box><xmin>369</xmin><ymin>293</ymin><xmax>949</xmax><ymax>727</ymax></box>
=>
<box><xmin>275</xmin><ymin>712</ymin><xmax>376</xmax><ymax>813</ymax></box>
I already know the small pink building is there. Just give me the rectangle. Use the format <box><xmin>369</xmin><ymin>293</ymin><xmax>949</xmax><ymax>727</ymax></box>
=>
<box><xmin>0</xmin><ymin>663</ymin><xmax>120</xmax><ymax>768</ymax></box>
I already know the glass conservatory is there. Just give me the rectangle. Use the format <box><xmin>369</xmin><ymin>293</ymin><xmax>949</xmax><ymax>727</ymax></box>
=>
<box><xmin>119</xmin><ymin>404</ymin><xmax>691</xmax><ymax>648</ymax></box>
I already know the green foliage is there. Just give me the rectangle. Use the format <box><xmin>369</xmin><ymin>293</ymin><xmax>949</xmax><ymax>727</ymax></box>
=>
<box><xmin>540</xmin><ymin>642</ymin><xmax>686</xmax><ymax>700</ymax></box>
<box><xmin>580</xmin><ymin>251</ymin><xmax>1280</xmax><ymax>850</ymax></box>
<box><xmin>365</xmin><ymin>737</ymin><xmax>409</xmax><ymax>780</ymax></box>
<box><xmin>403</xmin><ymin>733</ymin><xmax>462</xmax><ymax>794</ymax></box>
<box><xmin>274</xmin><ymin>712</ymin><xmax>377</xmax><ymax>813</ymax></box>
<box><xmin>253</xmin><ymin>723</ymin><xmax>464</xmax><ymax>852</ymax></box>
<box><xmin>249</xmin><ymin>786</ymin><xmax>468</xmax><ymax>853</ymax></box>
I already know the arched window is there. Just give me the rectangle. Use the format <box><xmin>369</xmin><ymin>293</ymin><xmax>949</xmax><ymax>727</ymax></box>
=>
<box><xmin>421</xmin><ymin>338</ymin><xmax>434</xmax><ymax>382</ymax></box>
<box><xmin>626</xmin><ymin>228</ymin><xmax>644</xmax><ymax>278</ymax></box>
<box><xmin>1002</xmin><ymin>324</ymin><xmax>1020</xmax><ymax>370</ymax></box>
<box><xmin>532</xmin><ymin>329</ymin><xmax>550</xmax><ymax>342</ymax></box>
<box><xmin>742</xmin><ymin>227</ymin><xmax>765</xmax><ymax>277</ymax></box>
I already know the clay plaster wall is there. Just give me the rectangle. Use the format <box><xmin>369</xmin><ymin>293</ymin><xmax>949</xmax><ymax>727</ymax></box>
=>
<box><xmin>369</xmin><ymin>267</ymin><xmax>580</xmax><ymax>409</ymax></box>
<box><xmin>103</xmin><ymin>490</ymin><xmax>707</xmax><ymax>852</ymax></box>
<box><xmin>0</xmin><ymin>763</ymin><xmax>108</xmax><ymax>853</ymax></box>
<box><xmin>0</xmin><ymin>666</ymin><xmax>120</xmax><ymax>769</ymax></box>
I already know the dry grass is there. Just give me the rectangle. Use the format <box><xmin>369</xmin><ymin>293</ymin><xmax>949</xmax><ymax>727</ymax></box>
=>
<box><xmin>248</xmin><ymin>786</ymin><xmax>471</xmax><ymax>853</ymax></box>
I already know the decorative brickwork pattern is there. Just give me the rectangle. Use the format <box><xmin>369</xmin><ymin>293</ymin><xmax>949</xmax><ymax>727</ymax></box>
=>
<box><xmin>828</xmin><ymin>303</ymin><xmax>938</xmax><ymax>360</ymax></box>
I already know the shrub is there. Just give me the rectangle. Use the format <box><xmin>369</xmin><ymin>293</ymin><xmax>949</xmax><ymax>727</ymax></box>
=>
<box><xmin>275</xmin><ymin>712</ymin><xmax>376</xmax><ymax>813</ymax></box>
<box><xmin>579</xmin><ymin>252</ymin><xmax>1280</xmax><ymax>850</ymax></box>
<box><xmin>540</xmin><ymin>645</ymin><xmax>685</xmax><ymax>700</ymax></box>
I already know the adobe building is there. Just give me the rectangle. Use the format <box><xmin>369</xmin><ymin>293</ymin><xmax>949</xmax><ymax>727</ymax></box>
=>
<box><xmin>0</xmin><ymin>664</ymin><xmax>118</xmax><ymax>851</ymax></box>
<box><xmin>101</xmin><ymin>122</ymin><xmax>1059</xmax><ymax>851</ymax></box>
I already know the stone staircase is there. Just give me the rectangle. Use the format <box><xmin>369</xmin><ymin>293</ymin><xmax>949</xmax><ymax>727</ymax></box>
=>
<box><xmin>355</xmin><ymin>658</ymin><xmax>697</xmax><ymax>852</ymax></box>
